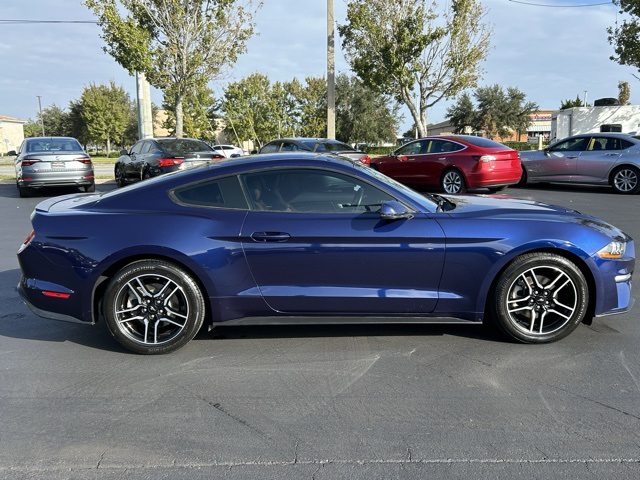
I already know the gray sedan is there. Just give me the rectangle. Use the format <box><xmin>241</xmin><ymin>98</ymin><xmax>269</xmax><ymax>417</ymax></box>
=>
<box><xmin>10</xmin><ymin>136</ymin><xmax>95</xmax><ymax>197</ymax></box>
<box><xmin>518</xmin><ymin>133</ymin><xmax>640</xmax><ymax>194</ymax></box>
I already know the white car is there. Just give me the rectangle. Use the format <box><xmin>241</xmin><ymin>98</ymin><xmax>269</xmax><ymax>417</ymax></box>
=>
<box><xmin>212</xmin><ymin>144</ymin><xmax>245</xmax><ymax>158</ymax></box>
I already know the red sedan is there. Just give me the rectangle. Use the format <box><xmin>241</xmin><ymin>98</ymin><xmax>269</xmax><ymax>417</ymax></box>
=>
<box><xmin>370</xmin><ymin>135</ymin><xmax>522</xmax><ymax>194</ymax></box>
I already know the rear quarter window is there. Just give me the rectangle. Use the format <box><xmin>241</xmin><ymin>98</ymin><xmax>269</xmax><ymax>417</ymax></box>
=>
<box><xmin>171</xmin><ymin>176</ymin><xmax>248</xmax><ymax>209</ymax></box>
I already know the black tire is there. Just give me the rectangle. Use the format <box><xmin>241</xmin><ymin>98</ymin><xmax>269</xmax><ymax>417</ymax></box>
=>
<box><xmin>492</xmin><ymin>253</ymin><xmax>589</xmax><ymax>343</ymax></box>
<box><xmin>84</xmin><ymin>183</ymin><xmax>95</xmax><ymax>193</ymax></box>
<box><xmin>516</xmin><ymin>169</ymin><xmax>528</xmax><ymax>188</ymax></box>
<box><xmin>441</xmin><ymin>169</ymin><xmax>467</xmax><ymax>194</ymax></box>
<box><xmin>17</xmin><ymin>184</ymin><xmax>30</xmax><ymax>198</ymax></box>
<box><xmin>115</xmin><ymin>165</ymin><xmax>126</xmax><ymax>188</ymax></box>
<box><xmin>142</xmin><ymin>169</ymin><xmax>151</xmax><ymax>181</ymax></box>
<box><xmin>611</xmin><ymin>165</ymin><xmax>640</xmax><ymax>194</ymax></box>
<box><xmin>103</xmin><ymin>260</ymin><xmax>206</xmax><ymax>354</ymax></box>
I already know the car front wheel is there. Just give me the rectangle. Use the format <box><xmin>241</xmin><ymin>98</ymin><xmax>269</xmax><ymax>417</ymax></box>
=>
<box><xmin>492</xmin><ymin>253</ymin><xmax>589</xmax><ymax>343</ymax></box>
<box><xmin>103</xmin><ymin>260</ymin><xmax>206</xmax><ymax>354</ymax></box>
<box><xmin>611</xmin><ymin>166</ymin><xmax>640</xmax><ymax>194</ymax></box>
<box><xmin>441</xmin><ymin>169</ymin><xmax>467</xmax><ymax>194</ymax></box>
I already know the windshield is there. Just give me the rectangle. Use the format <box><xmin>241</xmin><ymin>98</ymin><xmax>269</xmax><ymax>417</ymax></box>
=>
<box><xmin>352</xmin><ymin>162</ymin><xmax>442</xmax><ymax>212</ymax></box>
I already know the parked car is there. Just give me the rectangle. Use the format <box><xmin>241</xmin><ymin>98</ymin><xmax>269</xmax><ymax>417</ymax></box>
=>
<box><xmin>370</xmin><ymin>135</ymin><xmax>522</xmax><ymax>194</ymax></box>
<box><xmin>259</xmin><ymin>137</ymin><xmax>371</xmax><ymax>164</ymax></box>
<box><xmin>518</xmin><ymin>133</ymin><xmax>640</xmax><ymax>194</ymax></box>
<box><xmin>17</xmin><ymin>152</ymin><xmax>634</xmax><ymax>354</ymax></box>
<box><xmin>212</xmin><ymin>144</ymin><xmax>245</xmax><ymax>157</ymax></box>
<box><xmin>10</xmin><ymin>136</ymin><xmax>94</xmax><ymax>197</ymax></box>
<box><xmin>114</xmin><ymin>137</ymin><xmax>224</xmax><ymax>187</ymax></box>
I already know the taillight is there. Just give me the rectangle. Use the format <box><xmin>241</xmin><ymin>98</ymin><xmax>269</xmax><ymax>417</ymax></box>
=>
<box><xmin>23</xmin><ymin>231</ymin><xmax>35</xmax><ymax>246</ymax></box>
<box><xmin>42</xmin><ymin>291</ymin><xmax>71</xmax><ymax>299</ymax></box>
<box><xmin>21</xmin><ymin>160</ymin><xmax>38</xmax><ymax>166</ymax></box>
<box><xmin>18</xmin><ymin>230</ymin><xmax>35</xmax><ymax>254</ymax></box>
<box><xmin>78</xmin><ymin>157</ymin><xmax>92</xmax><ymax>164</ymax></box>
<box><xmin>359</xmin><ymin>155</ymin><xmax>371</xmax><ymax>165</ymax></box>
<box><xmin>472</xmin><ymin>155</ymin><xmax>496</xmax><ymax>162</ymax></box>
<box><xmin>157</xmin><ymin>157</ymin><xmax>184</xmax><ymax>167</ymax></box>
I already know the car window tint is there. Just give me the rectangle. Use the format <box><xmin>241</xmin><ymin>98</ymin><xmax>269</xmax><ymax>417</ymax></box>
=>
<box><xmin>130</xmin><ymin>142</ymin><xmax>144</xmax><ymax>155</ymax></box>
<box><xmin>280</xmin><ymin>142</ymin><xmax>297</xmax><ymax>152</ymax></box>
<box><xmin>158</xmin><ymin>139</ymin><xmax>211</xmax><ymax>153</ymax></box>
<box><xmin>620</xmin><ymin>138</ymin><xmax>634</xmax><ymax>150</ymax></box>
<box><xmin>397</xmin><ymin>140</ymin><xmax>425</xmax><ymax>156</ymax></box>
<box><xmin>320</xmin><ymin>141</ymin><xmax>354</xmax><ymax>152</ymax></box>
<box><xmin>140</xmin><ymin>141</ymin><xmax>153</xmax><ymax>154</ymax></box>
<box><xmin>551</xmin><ymin>137</ymin><xmax>588</xmax><ymax>151</ymax></box>
<box><xmin>242</xmin><ymin>169</ymin><xmax>395</xmax><ymax>213</ymax></box>
<box><xmin>259</xmin><ymin>143</ymin><xmax>279</xmax><ymax>153</ymax></box>
<box><xmin>172</xmin><ymin>176</ymin><xmax>248</xmax><ymax>209</ymax></box>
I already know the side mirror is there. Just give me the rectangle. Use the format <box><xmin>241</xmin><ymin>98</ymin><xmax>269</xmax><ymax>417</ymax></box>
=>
<box><xmin>380</xmin><ymin>200</ymin><xmax>413</xmax><ymax>221</ymax></box>
<box><xmin>7</xmin><ymin>150</ymin><xmax>17</xmax><ymax>157</ymax></box>
<box><xmin>120</xmin><ymin>149</ymin><xmax>128</xmax><ymax>156</ymax></box>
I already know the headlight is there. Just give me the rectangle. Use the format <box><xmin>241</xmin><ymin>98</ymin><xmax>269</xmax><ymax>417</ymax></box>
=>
<box><xmin>597</xmin><ymin>241</ymin><xmax>626</xmax><ymax>259</ymax></box>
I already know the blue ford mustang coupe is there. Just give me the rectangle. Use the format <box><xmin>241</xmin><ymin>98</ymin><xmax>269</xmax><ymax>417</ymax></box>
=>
<box><xmin>17</xmin><ymin>153</ymin><xmax>635</xmax><ymax>354</ymax></box>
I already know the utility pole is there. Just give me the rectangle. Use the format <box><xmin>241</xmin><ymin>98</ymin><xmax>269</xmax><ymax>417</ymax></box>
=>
<box><xmin>136</xmin><ymin>72</ymin><xmax>154</xmax><ymax>139</ymax></box>
<box><xmin>327</xmin><ymin>0</ymin><xmax>335</xmax><ymax>139</ymax></box>
<box><xmin>36</xmin><ymin>95</ymin><xmax>45</xmax><ymax>136</ymax></box>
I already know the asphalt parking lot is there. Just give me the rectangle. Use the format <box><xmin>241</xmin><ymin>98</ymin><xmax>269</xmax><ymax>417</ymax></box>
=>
<box><xmin>0</xmin><ymin>179</ymin><xmax>639</xmax><ymax>479</ymax></box>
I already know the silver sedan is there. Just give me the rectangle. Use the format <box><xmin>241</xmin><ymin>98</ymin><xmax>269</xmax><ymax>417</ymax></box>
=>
<box><xmin>518</xmin><ymin>133</ymin><xmax>640</xmax><ymax>194</ymax></box>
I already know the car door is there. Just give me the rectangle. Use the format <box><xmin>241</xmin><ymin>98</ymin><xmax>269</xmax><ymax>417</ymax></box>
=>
<box><xmin>239</xmin><ymin>168</ymin><xmax>446</xmax><ymax>314</ymax></box>
<box><xmin>575</xmin><ymin>136</ymin><xmax>627</xmax><ymax>181</ymax></box>
<box><xmin>124</xmin><ymin>141</ymin><xmax>144</xmax><ymax>180</ymax></box>
<box><xmin>378</xmin><ymin>139</ymin><xmax>433</xmax><ymax>185</ymax></box>
<box><xmin>533</xmin><ymin>136</ymin><xmax>588</xmax><ymax>180</ymax></box>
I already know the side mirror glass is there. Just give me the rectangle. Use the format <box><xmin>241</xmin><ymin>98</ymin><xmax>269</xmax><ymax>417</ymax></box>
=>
<box><xmin>8</xmin><ymin>150</ymin><xmax>17</xmax><ymax>157</ymax></box>
<box><xmin>120</xmin><ymin>149</ymin><xmax>128</xmax><ymax>156</ymax></box>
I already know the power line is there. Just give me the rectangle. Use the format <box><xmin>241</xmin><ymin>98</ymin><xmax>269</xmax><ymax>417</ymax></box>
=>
<box><xmin>0</xmin><ymin>19</ymin><xmax>97</xmax><ymax>24</ymax></box>
<box><xmin>507</xmin><ymin>0</ymin><xmax>613</xmax><ymax>7</ymax></box>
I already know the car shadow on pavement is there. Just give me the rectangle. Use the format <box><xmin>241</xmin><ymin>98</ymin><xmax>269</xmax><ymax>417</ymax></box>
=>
<box><xmin>0</xmin><ymin>181</ymin><xmax>116</xmax><ymax>199</ymax></box>
<box><xmin>202</xmin><ymin>321</ymin><xmax>506</xmax><ymax>344</ymax></box>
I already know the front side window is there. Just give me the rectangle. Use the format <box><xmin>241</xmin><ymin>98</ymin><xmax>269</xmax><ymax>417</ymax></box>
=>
<box><xmin>130</xmin><ymin>141</ymin><xmax>144</xmax><ymax>155</ymax></box>
<box><xmin>241</xmin><ymin>168</ymin><xmax>396</xmax><ymax>213</ymax></box>
<box><xmin>551</xmin><ymin>137</ymin><xmax>588</xmax><ymax>152</ymax></box>
<box><xmin>396</xmin><ymin>140</ymin><xmax>428</xmax><ymax>156</ymax></box>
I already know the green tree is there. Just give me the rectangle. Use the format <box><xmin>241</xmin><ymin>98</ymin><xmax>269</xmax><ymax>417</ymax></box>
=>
<box><xmin>221</xmin><ymin>73</ymin><xmax>279</xmax><ymax>148</ymax></box>
<box><xmin>84</xmin><ymin>0</ymin><xmax>261</xmax><ymax>138</ymax></box>
<box><xmin>446</xmin><ymin>92</ymin><xmax>477</xmax><ymax>134</ymax></box>
<box><xmin>338</xmin><ymin>0</ymin><xmax>492</xmax><ymax>138</ymax></box>
<box><xmin>23</xmin><ymin>120</ymin><xmax>43</xmax><ymax>138</ymax></box>
<box><xmin>560</xmin><ymin>95</ymin><xmax>589</xmax><ymax>109</ymax></box>
<box><xmin>447</xmin><ymin>85</ymin><xmax>538</xmax><ymax>139</ymax></box>
<box><xmin>297</xmin><ymin>77</ymin><xmax>327</xmax><ymax>138</ymax></box>
<box><xmin>162</xmin><ymin>80</ymin><xmax>216</xmax><ymax>139</ymax></box>
<box><xmin>608</xmin><ymin>0</ymin><xmax>640</xmax><ymax>73</ymax></box>
<box><xmin>67</xmin><ymin>100</ymin><xmax>91</xmax><ymax>147</ymax></box>
<box><xmin>80</xmin><ymin>81</ymin><xmax>132</xmax><ymax>155</ymax></box>
<box><xmin>335</xmin><ymin>73</ymin><xmax>399</xmax><ymax>145</ymax></box>
<box><xmin>619</xmin><ymin>80</ymin><xmax>631</xmax><ymax>105</ymax></box>
<box><xmin>40</xmin><ymin>105</ymin><xmax>71</xmax><ymax>137</ymax></box>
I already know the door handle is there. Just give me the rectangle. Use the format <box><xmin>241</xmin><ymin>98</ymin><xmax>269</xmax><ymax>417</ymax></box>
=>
<box><xmin>251</xmin><ymin>232</ymin><xmax>291</xmax><ymax>242</ymax></box>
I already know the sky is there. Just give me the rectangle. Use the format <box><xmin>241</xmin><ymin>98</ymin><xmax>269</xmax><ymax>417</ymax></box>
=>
<box><xmin>1</xmin><ymin>0</ymin><xmax>638</xmax><ymax>136</ymax></box>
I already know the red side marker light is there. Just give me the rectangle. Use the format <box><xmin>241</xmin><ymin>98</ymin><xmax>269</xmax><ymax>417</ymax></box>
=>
<box><xmin>42</xmin><ymin>291</ymin><xmax>71</xmax><ymax>299</ymax></box>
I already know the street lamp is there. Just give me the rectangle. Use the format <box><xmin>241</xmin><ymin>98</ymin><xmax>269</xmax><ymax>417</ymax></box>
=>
<box><xmin>37</xmin><ymin>95</ymin><xmax>45</xmax><ymax>136</ymax></box>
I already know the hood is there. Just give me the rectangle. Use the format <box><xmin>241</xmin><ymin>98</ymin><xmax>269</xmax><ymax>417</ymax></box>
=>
<box><xmin>443</xmin><ymin>194</ymin><xmax>628</xmax><ymax>240</ymax></box>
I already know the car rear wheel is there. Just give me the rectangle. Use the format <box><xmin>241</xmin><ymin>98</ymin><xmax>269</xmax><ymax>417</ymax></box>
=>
<box><xmin>84</xmin><ymin>183</ymin><xmax>95</xmax><ymax>193</ymax></box>
<box><xmin>492</xmin><ymin>253</ymin><xmax>588</xmax><ymax>343</ymax></box>
<box><xmin>611</xmin><ymin>166</ymin><xmax>640</xmax><ymax>194</ymax></box>
<box><xmin>103</xmin><ymin>260</ymin><xmax>206</xmax><ymax>354</ymax></box>
<box><xmin>17</xmin><ymin>183</ymin><xmax>30</xmax><ymax>198</ymax></box>
<box><xmin>441</xmin><ymin>169</ymin><xmax>467</xmax><ymax>194</ymax></box>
